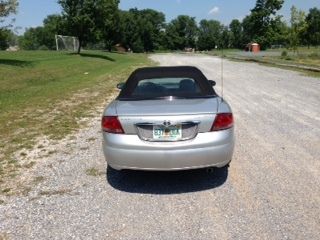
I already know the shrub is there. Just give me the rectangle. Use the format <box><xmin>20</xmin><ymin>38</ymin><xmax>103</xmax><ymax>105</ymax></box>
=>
<box><xmin>281</xmin><ymin>50</ymin><xmax>288</xmax><ymax>58</ymax></box>
<box><xmin>38</xmin><ymin>45</ymin><xmax>49</xmax><ymax>50</ymax></box>
<box><xmin>309</xmin><ymin>52</ymin><xmax>319</xmax><ymax>59</ymax></box>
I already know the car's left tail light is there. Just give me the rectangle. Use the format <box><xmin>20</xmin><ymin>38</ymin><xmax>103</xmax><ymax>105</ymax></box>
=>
<box><xmin>102</xmin><ymin>116</ymin><xmax>124</xmax><ymax>134</ymax></box>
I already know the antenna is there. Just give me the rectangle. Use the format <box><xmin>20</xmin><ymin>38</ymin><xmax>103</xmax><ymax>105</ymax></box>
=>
<box><xmin>221</xmin><ymin>47</ymin><xmax>224</xmax><ymax>101</ymax></box>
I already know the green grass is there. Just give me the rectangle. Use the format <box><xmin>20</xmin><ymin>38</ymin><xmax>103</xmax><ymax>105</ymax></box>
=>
<box><xmin>0</xmin><ymin>50</ymin><xmax>152</xmax><ymax>189</ymax></box>
<box><xmin>206</xmin><ymin>47</ymin><xmax>320</xmax><ymax>77</ymax></box>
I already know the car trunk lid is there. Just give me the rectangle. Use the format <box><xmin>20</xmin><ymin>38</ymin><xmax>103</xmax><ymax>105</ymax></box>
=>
<box><xmin>115</xmin><ymin>98</ymin><xmax>218</xmax><ymax>116</ymax></box>
<box><xmin>115</xmin><ymin>98</ymin><xmax>218</xmax><ymax>137</ymax></box>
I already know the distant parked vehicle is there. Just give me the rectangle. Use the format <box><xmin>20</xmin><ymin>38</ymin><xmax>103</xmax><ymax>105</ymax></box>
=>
<box><xmin>102</xmin><ymin>66</ymin><xmax>235</xmax><ymax>171</ymax></box>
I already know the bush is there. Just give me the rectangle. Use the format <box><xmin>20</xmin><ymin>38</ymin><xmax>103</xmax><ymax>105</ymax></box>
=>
<box><xmin>309</xmin><ymin>52</ymin><xmax>319</xmax><ymax>59</ymax></box>
<box><xmin>0</xmin><ymin>29</ymin><xmax>10</xmax><ymax>50</ymax></box>
<box><xmin>38</xmin><ymin>45</ymin><xmax>49</xmax><ymax>50</ymax></box>
<box><xmin>281</xmin><ymin>50</ymin><xmax>288</xmax><ymax>58</ymax></box>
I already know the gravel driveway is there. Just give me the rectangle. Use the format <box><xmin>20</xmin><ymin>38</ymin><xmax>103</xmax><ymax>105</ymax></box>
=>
<box><xmin>1</xmin><ymin>54</ymin><xmax>319</xmax><ymax>240</ymax></box>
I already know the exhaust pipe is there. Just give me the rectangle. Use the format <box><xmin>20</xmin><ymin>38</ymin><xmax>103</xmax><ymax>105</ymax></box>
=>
<box><xmin>206</xmin><ymin>167</ymin><xmax>215</xmax><ymax>173</ymax></box>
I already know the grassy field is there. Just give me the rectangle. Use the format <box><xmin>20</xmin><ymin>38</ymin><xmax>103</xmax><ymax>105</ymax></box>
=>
<box><xmin>206</xmin><ymin>47</ymin><xmax>320</xmax><ymax>77</ymax></box>
<box><xmin>0</xmin><ymin>50</ymin><xmax>151</xmax><ymax>191</ymax></box>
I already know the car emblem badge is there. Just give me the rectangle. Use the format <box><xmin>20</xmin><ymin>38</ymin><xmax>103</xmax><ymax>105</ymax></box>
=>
<box><xmin>163</xmin><ymin>121</ymin><xmax>171</xmax><ymax>127</ymax></box>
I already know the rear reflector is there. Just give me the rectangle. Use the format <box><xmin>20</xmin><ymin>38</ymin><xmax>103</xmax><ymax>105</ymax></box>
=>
<box><xmin>102</xmin><ymin>116</ymin><xmax>124</xmax><ymax>134</ymax></box>
<box><xmin>211</xmin><ymin>113</ymin><xmax>234</xmax><ymax>131</ymax></box>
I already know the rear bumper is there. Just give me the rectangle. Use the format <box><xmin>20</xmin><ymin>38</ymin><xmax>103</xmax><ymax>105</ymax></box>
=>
<box><xmin>102</xmin><ymin>129</ymin><xmax>234</xmax><ymax>171</ymax></box>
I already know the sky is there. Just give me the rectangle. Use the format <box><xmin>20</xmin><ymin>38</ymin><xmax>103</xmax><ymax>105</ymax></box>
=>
<box><xmin>9</xmin><ymin>0</ymin><xmax>320</xmax><ymax>34</ymax></box>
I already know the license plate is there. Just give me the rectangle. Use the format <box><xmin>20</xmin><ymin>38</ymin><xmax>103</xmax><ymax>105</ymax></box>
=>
<box><xmin>153</xmin><ymin>125</ymin><xmax>182</xmax><ymax>141</ymax></box>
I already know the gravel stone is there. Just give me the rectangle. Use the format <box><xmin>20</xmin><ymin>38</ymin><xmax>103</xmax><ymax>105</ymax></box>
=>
<box><xmin>0</xmin><ymin>54</ymin><xmax>319</xmax><ymax>240</ymax></box>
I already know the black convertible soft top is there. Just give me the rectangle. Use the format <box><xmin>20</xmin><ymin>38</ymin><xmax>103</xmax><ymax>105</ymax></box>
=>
<box><xmin>118</xmin><ymin>66</ymin><xmax>216</xmax><ymax>99</ymax></box>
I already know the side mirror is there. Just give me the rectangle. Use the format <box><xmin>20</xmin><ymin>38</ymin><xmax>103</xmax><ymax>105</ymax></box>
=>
<box><xmin>208</xmin><ymin>80</ymin><xmax>216</xmax><ymax>87</ymax></box>
<box><xmin>117</xmin><ymin>82</ymin><xmax>125</xmax><ymax>90</ymax></box>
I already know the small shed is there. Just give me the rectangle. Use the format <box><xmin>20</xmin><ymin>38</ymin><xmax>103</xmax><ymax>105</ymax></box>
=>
<box><xmin>245</xmin><ymin>43</ymin><xmax>260</xmax><ymax>53</ymax></box>
<box><xmin>114</xmin><ymin>44</ymin><xmax>127</xmax><ymax>53</ymax></box>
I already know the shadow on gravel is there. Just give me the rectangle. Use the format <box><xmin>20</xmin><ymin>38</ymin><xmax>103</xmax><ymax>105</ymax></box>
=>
<box><xmin>106</xmin><ymin>166</ymin><xmax>228</xmax><ymax>194</ymax></box>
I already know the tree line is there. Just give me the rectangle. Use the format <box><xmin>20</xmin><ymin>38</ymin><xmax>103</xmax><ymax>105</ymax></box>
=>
<box><xmin>1</xmin><ymin>0</ymin><xmax>320</xmax><ymax>52</ymax></box>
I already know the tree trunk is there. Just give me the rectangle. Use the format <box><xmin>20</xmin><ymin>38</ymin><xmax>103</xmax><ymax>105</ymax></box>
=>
<box><xmin>77</xmin><ymin>39</ymin><xmax>82</xmax><ymax>54</ymax></box>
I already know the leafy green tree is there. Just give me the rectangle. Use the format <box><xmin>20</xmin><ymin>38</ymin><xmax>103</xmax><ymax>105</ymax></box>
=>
<box><xmin>229</xmin><ymin>19</ymin><xmax>243</xmax><ymax>49</ymax></box>
<box><xmin>266</xmin><ymin>15</ymin><xmax>289</xmax><ymax>47</ymax></box>
<box><xmin>165</xmin><ymin>15</ymin><xmax>198</xmax><ymax>50</ymax></box>
<box><xmin>19</xmin><ymin>14</ymin><xmax>66</xmax><ymax>50</ymax></box>
<box><xmin>139</xmin><ymin>9</ymin><xmax>165</xmax><ymax>51</ymax></box>
<box><xmin>0</xmin><ymin>28</ymin><xmax>11</xmax><ymax>49</ymax></box>
<box><xmin>0</xmin><ymin>0</ymin><xmax>18</xmax><ymax>49</ymax></box>
<box><xmin>197</xmin><ymin>19</ymin><xmax>223</xmax><ymax>50</ymax></box>
<box><xmin>19</xmin><ymin>27</ymin><xmax>45</xmax><ymax>50</ymax></box>
<box><xmin>220</xmin><ymin>26</ymin><xmax>230</xmax><ymax>49</ymax></box>
<box><xmin>91</xmin><ymin>0</ymin><xmax>120</xmax><ymax>51</ymax></box>
<box><xmin>43</xmin><ymin>14</ymin><xmax>67</xmax><ymax>49</ymax></box>
<box><xmin>0</xmin><ymin>0</ymin><xmax>18</xmax><ymax>26</ymax></box>
<box><xmin>242</xmin><ymin>0</ymin><xmax>284</xmax><ymax>49</ymax></box>
<box><xmin>119</xmin><ymin>10</ymin><xmax>142</xmax><ymax>52</ymax></box>
<box><xmin>58</xmin><ymin>0</ymin><xmax>119</xmax><ymax>53</ymax></box>
<box><xmin>119</xmin><ymin>8</ymin><xmax>165</xmax><ymax>52</ymax></box>
<box><xmin>305</xmin><ymin>8</ymin><xmax>320</xmax><ymax>47</ymax></box>
<box><xmin>290</xmin><ymin>6</ymin><xmax>307</xmax><ymax>52</ymax></box>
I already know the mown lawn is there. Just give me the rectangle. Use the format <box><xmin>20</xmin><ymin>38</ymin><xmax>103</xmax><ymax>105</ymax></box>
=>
<box><xmin>0</xmin><ymin>50</ymin><xmax>151</xmax><ymax>190</ymax></box>
<box><xmin>207</xmin><ymin>47</ymin><xmax>320</xmax><ymax>77</ymax></box>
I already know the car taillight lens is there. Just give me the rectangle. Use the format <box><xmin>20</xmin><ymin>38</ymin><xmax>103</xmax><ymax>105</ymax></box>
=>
<box><xmin>102</xmin><ymin>116</ymin><xmax>124</xmax><ymax>134</ymax></box>
<box><xmin>211</xmin><ymin>113</ymin><xmax>234</xmax><ymax>131</ymax></box>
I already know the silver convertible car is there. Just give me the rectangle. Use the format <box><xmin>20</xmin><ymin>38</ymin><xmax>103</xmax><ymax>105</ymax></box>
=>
<box><xmin>102</xmin><ymin>66</ymin><xmax>234</xmax><ymax>171</ymax></box>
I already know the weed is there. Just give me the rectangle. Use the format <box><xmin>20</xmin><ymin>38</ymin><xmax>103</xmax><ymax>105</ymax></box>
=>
<box><xmin>20</xmin><ymin>152</ymin><xmax>27</xmax><ymax>157</ymax></box>
<box><xmin>2</xmin><ymin>188</ymin><xmax>11</xmax><ymax>193</ymax></box>
<box><xmin>24</xmin><ymin>161</ymin><xmax>36</xmax><ymax>169</ymax></box>
<box><xmin>85</xmin><ymin>167</ymin><xmax>104</xmax><ymax>177</ymax></box>
<box><xmin>87</xmin><ymin>137</ymin><xmax>96</xmax><ymax>142</ymax></box>
<box><xmin>33</xmin><ymin>176</ymin><xmax>45</xmax><ymax>184</ymax></box>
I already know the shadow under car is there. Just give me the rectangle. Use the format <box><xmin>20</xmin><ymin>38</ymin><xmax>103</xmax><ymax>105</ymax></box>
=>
<box><xmin>106</xmin><ymin>166</ymin><xmax>228</xmax><ymax>194</ymax></box>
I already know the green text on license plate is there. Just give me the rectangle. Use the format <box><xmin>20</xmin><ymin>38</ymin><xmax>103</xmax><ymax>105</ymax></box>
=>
<box><xmin>153</xmin><ymin>125</ymin><xmax>182</xmax><ymax>140</ymax></box>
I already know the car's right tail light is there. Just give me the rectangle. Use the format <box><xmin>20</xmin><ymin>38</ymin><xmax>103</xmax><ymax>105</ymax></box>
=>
<box><xmin>211</xmin><ymin>113</ymin><xmax>234</xmax><ymax>131</ymax></box>
<box><xmin>102</xmin><ymin>116</ymin><xmax>124</xmax><ymax>134</ymax></box>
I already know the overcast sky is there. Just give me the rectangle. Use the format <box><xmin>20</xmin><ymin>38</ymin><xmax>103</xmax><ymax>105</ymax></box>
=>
<box><xmin>10</xmin><ymin>0</ymin><xmax>320</xmax><ymax>34</ymax></box>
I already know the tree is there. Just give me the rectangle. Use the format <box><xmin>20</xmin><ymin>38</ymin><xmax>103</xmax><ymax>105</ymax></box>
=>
<box><xmin>0</xmin><ymin>0</ymin><xmax>18</xmax><ymax>49</ymax></box>
<box><xmin>139</xmin><ymin>9</ymin><xmax>165</xmax><ymax>51</ymax></box>
<box><xmin>305</xmin><ymin>8</ymin><xmax>320</xmax><ymax>47</ymax></box>
<box><xmin>197</xmin><ymin>19</ymin><xmax>223</xmax><ymax>50</ymax></box>
<box><xmin>165</xmin><ymin>15</ymin><xmax>198</xmax><ymax>50</ymax></box>
<box><xmin>229</xmin><ymin>19</ymin><xmax>243</xmax><ymax>49</ymax></box>
<box><xmin>0</xmin><ymin>28</ymin><xmax>11</xmax><ymax>49</ymax></box>
<box><xmin>0</xmin><ymin>0</ymin><xmax>18</xmax><ymax>26</ymax></box>
<box><xmin>42</xmin><ymin>14</ymin><xmax>67</xmax><ymax>49</ymax></box>
<box><xmin>220</xmin><ymin>26</ymin><xmax>230</xmax><ymax>49</ymax></box>
<box><xmin>119</xmin><ymin>10</ymin><xmax>142</xmax><ymax>52</ymax></box>
<box><xmin>19</xmin><ymin>14</ymin><xmax>67</xmax><ymax>50</ymax></box>
<box><xmin>119</xmin><ymin>8</ymin><xmax>165</xmax><ymax>52</ymax></box>
<box><xmin>266</xmin><ymin>15</ymin><xmax>289</xmax><ymax>47</ymax></box>
<box><xmin>242</xmin><ymin>0</ymin><xmax>284</xmax><ymax>49</ymax></box>
<box><xmin>58</xmin><ymin>0</ymin><xmax>119</xmax><ymax>53</ymax></box>
<box><xmin>19</xmin><ymin>27</ymin><xmax>44</xmax><ymax>50</ymax></box>
<box><xmin>91</xmin><ymin>0</ymin><xmax>120</xmax><ymax>51</ymax></box>
<box><xmin>290</xmin><ymin>6</ymin><xmax>307</xmax><ymax>52</ymax></box>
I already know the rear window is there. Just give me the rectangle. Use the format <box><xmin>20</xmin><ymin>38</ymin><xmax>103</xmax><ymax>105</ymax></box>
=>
<box><xmin>129</xmin><ymin>77</ymin><xmax>205</xmax><ymax>99</ymax></box>
<box><xmin>117</xmin><ymin>66</ymin><xmax>217</xmax><ymax>100</ymax></box>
